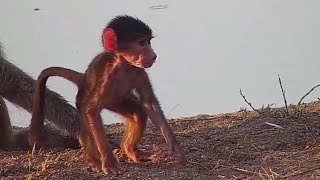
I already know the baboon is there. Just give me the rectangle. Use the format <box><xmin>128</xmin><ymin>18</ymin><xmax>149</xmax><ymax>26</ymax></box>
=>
<box><xmin>29</xmin><ymin>15</ymin><xmax>186</xmax><ymax>175</ymax></box>
<box><xmin>0</xmin><ymin>97</ymin><xmax>80</xmax><ymax>150</ymax></box>
<box><xmin>0</xmin><ymin>42</ymin><xmax>116</xmax><ymax>150</ymax></box>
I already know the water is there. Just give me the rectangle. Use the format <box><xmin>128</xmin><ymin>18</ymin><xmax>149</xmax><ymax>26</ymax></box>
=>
<box><xmin>0</xmin><ymin>0</ymin><xmax>320</xmax><ymax>127</ymax></box>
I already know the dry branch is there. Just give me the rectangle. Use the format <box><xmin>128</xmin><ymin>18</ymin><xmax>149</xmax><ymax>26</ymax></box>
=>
<box><xmin>239</xmin><ymin>89</ymin><xmax>258</xmax><ymax>112</ymax></box>
<box><xmin>298</xmin><ymin>84</ymin><xmax>320</xmax><ymax>105</ymax></box>
<box><xmin>219</xmin><ymin>165</ymin><xmax>278</xmax><ymax>179</ymax></box>
<box><xmin>145</xmin><ymin>132</ymin><xmax>191</xmax><ymax>138</ymax></box>
<box><xmin>281</xmin><ymin>165</ymin><xmax>320</xmax><ymax>179</ymax></box>
<box><xmin>277</xmin><ymin>74</ymin><xmax>289</xmax><ymax>116</ymax></box>
<box><xmin>167</xmin><ymin>104</ymin><xmax>180</xmax><ymax>117</ymax></box>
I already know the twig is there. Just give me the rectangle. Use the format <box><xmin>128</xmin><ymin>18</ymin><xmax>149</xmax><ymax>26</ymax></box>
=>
<box><xmin>220</xmin><ymin>165</ymin><xmax>271</xmax><ymax>177</ymax></box>
<box><xmin>280</xmin><ymin>165</ymin><xmax>320</xmax><ymax>178</ymax></box>
<box><xmin>227</xmin><ymin>150</ymin><xmax>234</xmax><ymax>162</ymax></box>
<box><xmin>145</xmin><ymin>132</ymin><xmax>191</xmax><ymax>138</ymax></box>
<box><xmin>264</xmin><ymin>122</ymin><xmax>283</xmax><ymax>129</ymax></box>
<box><xmin>167</xmin><ymin>104</ymin><xmax>180</xmax><ymax>117</ymax></box>
<box><xmin>277</xmin><ymin>74</ymin><xmax>289</xmax><ymax>116</ymax></box>
<box><xmin>261</xmin><ymin>166</ymin><xmax>274</xmax><ymax>180</ymax></box>
<box><xmin>239</xmin><ymin>89</ymin><xmax>258</xmax><ymax>111</ymax></box>
<box><xmin>298</xmin><ymin>84</ymin><xmax>320</xmax><ymax>105</ymax></box>
<box><xmin>211</xmin><ymin>160</ymin><xmax>221</xmax><ymax>171</ymax></box>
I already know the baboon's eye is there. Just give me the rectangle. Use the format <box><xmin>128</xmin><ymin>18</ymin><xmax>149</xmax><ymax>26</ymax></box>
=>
<box><xmin>138</xmin><ymin>40</ymin><xmax>147</xmax><ymax>47</ymax></box>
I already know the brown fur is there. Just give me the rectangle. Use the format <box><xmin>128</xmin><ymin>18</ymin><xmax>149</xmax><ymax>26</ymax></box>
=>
<box><xmin>0</xmin><ymin>97</ymin><xmax>80</xmax><ymax>151</ymax></box>
<box><xmin>0</xmin><ymin>43</ymin><xmax>115</xmax><ymax>151</ymax></box>
<box><xmin>29</xmin><ymin>15</ymin><xmax>186</xmax><ymax>175</ymax></box>
<box><xmin>0</xmin><ymin>97</ymin><xmax>13</xmax><ymax>150</ymax></box>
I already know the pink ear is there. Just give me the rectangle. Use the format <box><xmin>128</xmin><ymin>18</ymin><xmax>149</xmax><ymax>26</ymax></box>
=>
<box><xmin>102</xmin><ymin>28</ymin><xmax>117</xmax><ymax>52</ymax></box>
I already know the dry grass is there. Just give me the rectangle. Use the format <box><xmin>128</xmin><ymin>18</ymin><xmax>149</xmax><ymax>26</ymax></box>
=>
<box><xmin>1</xmin><ymin>101</ymin><xmax>320</xmax><ymax>179</ymax></box>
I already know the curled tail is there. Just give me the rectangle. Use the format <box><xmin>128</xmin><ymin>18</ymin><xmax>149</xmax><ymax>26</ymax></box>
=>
<box><xmin>39</xmin><ymin>67</ymin><xmax>83</xmax><ymax>86</ymax></box>
<box><xmin>29</xmin><ymin>67</ymin><xmax>83</xmax><ymax>141</ymax></box>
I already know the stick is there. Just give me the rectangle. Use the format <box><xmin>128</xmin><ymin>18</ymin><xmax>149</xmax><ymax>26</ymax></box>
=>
<box><xmin>264</xmin><ymin>122</ymin><xmax>283</xmax><ymax>129</ymax></box>
<box><xmin>239</xmin><ymin>89</ymin><xmax>258</xmax><ymax>111</ymax></box>
<box><xmin>281</xmin><ymin>165</ymin><xmax>320</xmax><ymax>178</ymax></box>
<box><xmin>277</xmin><ymin>74</ymin><xmax>289</xmax><ymax>116</ymax></box>
<box><xmin>145</xmin><ymin>132</ymin><xmax>191</xmax><ymax>138</ymax></box>
<box><xmin>220</xmin><ymin>165</ymin><xmax>271</xmax><ymax>177</ymax></box>
<box><xmin>167</xmin><ymin>104</ymin><xmax>180</xmax><ymax>117</ymax></box>
<box><xmin>298</xmin><ymin>84</ymin><xmax>320</xmax><ymax>105</ymax></box>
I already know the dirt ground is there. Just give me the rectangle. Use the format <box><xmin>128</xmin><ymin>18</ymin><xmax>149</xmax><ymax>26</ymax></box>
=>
<box><xmin>1</xmin><ymin>101</ymin><xmax>320</xmax><ymax>180</ymax></box>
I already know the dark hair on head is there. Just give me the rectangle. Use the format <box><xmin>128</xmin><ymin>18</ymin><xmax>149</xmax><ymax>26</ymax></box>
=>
<box><xmin>106</xmin><ymin>15</ymin><xmax>153</xmax><ymax>42</ymax></box>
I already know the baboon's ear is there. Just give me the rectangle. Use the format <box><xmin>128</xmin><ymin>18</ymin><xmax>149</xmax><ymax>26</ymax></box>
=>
<box><xmin>102</xmin><ymin>28</ymin><xmax>117</xmax><ymax>52</ymax></box>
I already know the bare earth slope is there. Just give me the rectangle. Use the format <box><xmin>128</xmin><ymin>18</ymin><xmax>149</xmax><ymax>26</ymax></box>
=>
<box><xmin>1</xmin><ymin>101</ymin><xmax>320</xmax><ymax>179</ymax></box>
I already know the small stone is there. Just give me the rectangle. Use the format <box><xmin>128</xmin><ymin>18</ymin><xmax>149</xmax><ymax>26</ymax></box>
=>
<box><xmin>259</xmin><ymin>145</ymin><xmax>266</xmax><ymax>150</ymax></box>
<box><xmin>190</xmin><ymin>147</ymin><xmax>198</xmax><ymax>151</ymax></box>
<box><xmin>201</xmin><ymin>155</ymin><xmax>208</xmax><ymax>159</ymax></box>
